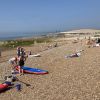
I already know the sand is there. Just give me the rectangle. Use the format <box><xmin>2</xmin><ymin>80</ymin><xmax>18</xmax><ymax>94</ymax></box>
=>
<box><xmin>0</xmin><ymin>38</ymin><xmax>100</xmax><ymax>100</ymax></box>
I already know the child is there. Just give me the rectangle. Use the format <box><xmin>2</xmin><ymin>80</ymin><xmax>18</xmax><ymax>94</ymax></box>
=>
<box><xmin>18</xmin><ymin>56</ymin><xmax>25</xmax><ymax>75</ymax></box>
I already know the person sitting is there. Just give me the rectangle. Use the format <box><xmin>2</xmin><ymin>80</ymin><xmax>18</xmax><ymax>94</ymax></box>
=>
<box><xmin>28</xmin><ymin>51</ymin><xmax>32</xmax><ymax>55</ymax></box>
<box><xmin>3</xmin><ymin>75</ymin><xmax>15</xmax><ymax>87</ymax></box>
<box><xmin>54</xmin><ymin>43</ymin><xmax>58</xmax><ymax>47</ymax></box>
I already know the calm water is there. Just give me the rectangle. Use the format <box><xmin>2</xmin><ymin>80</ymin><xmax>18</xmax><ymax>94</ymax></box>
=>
<box><xmin>0</xmin><ymin>32</ymin><xmax>50</xmax><ymax>40</ymax></box>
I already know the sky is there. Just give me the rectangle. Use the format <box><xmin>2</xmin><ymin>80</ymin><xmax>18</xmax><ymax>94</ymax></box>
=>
<box><xmin>0</xmin><ymin>0</ymin><xmax>100</xmax><ymax>33</ymax></box>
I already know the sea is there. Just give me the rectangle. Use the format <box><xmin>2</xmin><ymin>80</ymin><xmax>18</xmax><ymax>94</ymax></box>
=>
<box><xmin>0</xmin><ymin>32</ymin><xmax>53</xmax><ymax>41</ymax></box>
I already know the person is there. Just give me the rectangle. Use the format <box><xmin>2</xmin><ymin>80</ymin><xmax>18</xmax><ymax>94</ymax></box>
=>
<box><xmin>9</xmin><ymin>57</ymin><xmax>18</xmax><ymax>73</ymax></box>
<box><xmin>17</xmin><ymin>47</ymin><xmax>21</xmax><ymax>57</ymax></box>
<box><xmin>20</xmin><ymin>47</ymin><xmax>26</xmax><ymax>57</ymax></box>
<box><xmin>3</xmin><ymin>75</ymin><xmax>15</xmax><ymax>88</ymax></box>
<box><xmin>54</xmin><ymin>43</ymin><xmax>58</xmax><ymax>47</ymax></box>
<box><xmin>28</xmin><ymin>51</ymin><xmax>32</xmax><ymax>55</ymax></box>
<box><xmin>76</xmin><ymin>52</ymin><xmax>81</xmax><ymax>57</ymax></box>
<box><xmin>65</xmin><ymin>52</ymin><xmax>81</xmax><ymax>58</ymax></box>
<box><xmin>0</xmin><ymin>49</ymin><xmax>1</xmax><ymax>57</ymax></box>
<box><xmin>18</xmin><ymin>56</ymin><xmax>25</xmax><ymax>75</ymax></box>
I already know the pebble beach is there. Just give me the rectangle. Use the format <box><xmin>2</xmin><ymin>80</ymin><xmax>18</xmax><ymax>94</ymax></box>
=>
<box><xmin>0</xmin><ymin>38</ymin><xmax>100</xmax><ymax>100</ymax></box>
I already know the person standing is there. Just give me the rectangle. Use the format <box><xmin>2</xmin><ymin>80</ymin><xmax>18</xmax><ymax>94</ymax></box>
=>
<box><xmin>20</xmin><ymin>47</ymin><xmax>26</xmax><ymax>57</ymax></box>
<box><xmin>0</xmin><ymin>48</ymin><xmax>2</xmax><ymax>57</ymax></box>
<box><xmin>0</xmin><ymin>50</ymin><xmax>1</xmax><ymax>57</ymax></box>
<box><xmin>18</xmin><ymin>56</ymin><xmax>26</xmax><ymax>75</ymax></box>
<box><xmin>17</xmin><ymin>47</ymin><xmax>21</xmax><ymax>57</ymax></box>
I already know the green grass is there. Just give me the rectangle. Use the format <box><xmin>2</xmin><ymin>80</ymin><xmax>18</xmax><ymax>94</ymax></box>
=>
<box><xmin>1</xmin><ymin>37</ymin><xmax>52</xmax><ymax>49</ymax></box>
<box><xmin>34</xmin><ymin>37</ymin><xmax>51</xmax><ymax>43</ymax></box>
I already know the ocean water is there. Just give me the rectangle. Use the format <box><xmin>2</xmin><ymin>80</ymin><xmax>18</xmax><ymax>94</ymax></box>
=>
<box><xmin>0</xmin><ymin>32</ymin><xmax>50</xmax><ymax>40</ymax></box>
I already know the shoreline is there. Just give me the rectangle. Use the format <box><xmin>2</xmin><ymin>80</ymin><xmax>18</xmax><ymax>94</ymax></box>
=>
<box><xmin>0</xmin><ymin>31</ymin><xmax>56</xmax><ymax>41</ymax></box>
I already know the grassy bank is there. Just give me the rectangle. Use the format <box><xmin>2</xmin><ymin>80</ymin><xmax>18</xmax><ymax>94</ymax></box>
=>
<box><xmin>0</xmin><ymin>37</ymin><xmax>52</xmax><ymax>50</ymax></box>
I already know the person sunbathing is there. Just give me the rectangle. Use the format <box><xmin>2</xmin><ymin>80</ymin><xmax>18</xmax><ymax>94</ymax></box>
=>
<box><xmin>65</xmin><ymin>52</ymin><xmax>81</xmax><ymax>58</ymax></box>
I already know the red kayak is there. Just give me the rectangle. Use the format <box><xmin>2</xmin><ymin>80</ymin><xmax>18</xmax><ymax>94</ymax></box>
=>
<box><xmin>0</xmin><ymin>83</ymin><xmax>9</xmax><ymax>92</ymax></box>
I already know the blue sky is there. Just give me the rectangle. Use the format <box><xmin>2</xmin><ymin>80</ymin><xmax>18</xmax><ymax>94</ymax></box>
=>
<box><xmin>0</xmin><ymin>0</ymin><xmax>100</xmax><ymax>33</ymax></box>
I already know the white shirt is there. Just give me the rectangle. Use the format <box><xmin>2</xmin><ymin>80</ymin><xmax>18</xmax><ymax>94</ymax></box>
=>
<box><xmin>9</xmin><ymin>57</ymin><xmax>16</xmax><ymax>64</ymax></box>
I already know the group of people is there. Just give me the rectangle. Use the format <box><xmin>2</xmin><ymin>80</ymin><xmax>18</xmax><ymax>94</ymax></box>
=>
<box><xmin>9</xmin><ymin>47</ymin><xmax>27</xmax><ymax>75</ymax></box>
<box><xmin>0</xmin><ymin>47</ymin><xmax>30</xmax><ymax>92</ymax></box>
